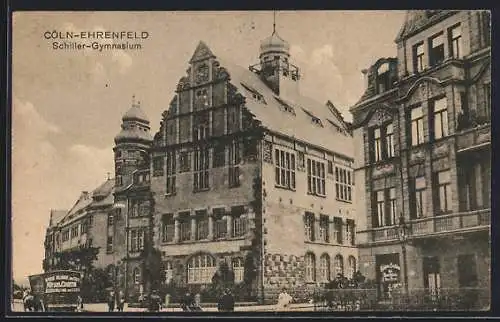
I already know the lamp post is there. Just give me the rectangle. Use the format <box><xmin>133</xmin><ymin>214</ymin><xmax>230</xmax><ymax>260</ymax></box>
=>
<box><xmin>397</xmin><ymin>214</ymin><xmax>409</xmax><ymax>296</ymax></box>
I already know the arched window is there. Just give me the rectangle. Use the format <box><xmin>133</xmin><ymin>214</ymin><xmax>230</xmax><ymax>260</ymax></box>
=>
<box><xmin>334</xmin><ymin>254</ymin><xmax>344</xmax><ymax>277</ymax></box>
<box><xmin>133</xmin><ymin>267</ymin><xmax>141</xmax><ymax>285</ymax></box>
<box><xmin>187</xmin><ymin>253</ymin><xmax>216</xmax><ymax>284</ymax></box>
<box><xmin>319</xmin><ymin>254</ymin><xmax>331</xmax><ymax>282</ymax></box>
<box><xmin>305</xmin><ymin>253</ymin><xmax>316</xmax><ymax>282</ymax></box>
<box><xmin>348</xmin><ymin>256</ymin><xmax>357</xmax><ymax>279</ymax></box>
<box><xmin>232</xmin><ymin>257</ymin><xmax>244</xmax><ymax>283</ymax></box>
<box><xmin>163</xmin><ymin>261</ymin><xmax>173</xmax><ymax>284</ymax></box>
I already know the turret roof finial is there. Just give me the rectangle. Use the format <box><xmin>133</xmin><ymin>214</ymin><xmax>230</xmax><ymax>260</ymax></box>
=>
<box><xmin>132</xmin><ymin>94</ymin><xmax>136</xmax><ymax>106</ymax></box>
<box><xmin>272</xmin><ymin>11</ymin><xmax>277</xmax><ymax>35</ymax></box>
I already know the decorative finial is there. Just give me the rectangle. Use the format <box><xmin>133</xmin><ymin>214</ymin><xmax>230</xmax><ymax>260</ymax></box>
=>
<box><xmin>272</xmin><ymin>11</ymin><xmax>277</xmax><ymax>35</ymax></box>
<box><xmin>137</xmin><ymin>100</ymin><xmax>141</xmax><ymax>107</ymax></box>
<box><xmin>132</xmin><ymin>94</ymin><xmax>136</xmax><ymax>106</ymax></box>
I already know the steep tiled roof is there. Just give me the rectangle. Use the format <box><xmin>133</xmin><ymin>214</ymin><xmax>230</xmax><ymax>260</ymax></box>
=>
<box><xmin>123</xmin><ymin>105</ymin><xmax>150</xmax><ymax>124</ymax></box>
<box><xmin>114</xmin><ymin>125</ymin><xmax>153</xmax><ymax>143</ymax></box>
<box><xmin>215</xmin><ymin>56</ymin><xmax>353</xmax><ymax>158</ymax></box>
<box><xmin>49</xmin><ymin>209</ymin><xmax>68</xmax><ymax>227</ymax></box>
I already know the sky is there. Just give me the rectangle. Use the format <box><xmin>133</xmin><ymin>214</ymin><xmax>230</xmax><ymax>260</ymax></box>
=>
<box><xmin>11</xmin><ymin>10</ymin><xmax>406</xmax><ymax>284</ymax></box>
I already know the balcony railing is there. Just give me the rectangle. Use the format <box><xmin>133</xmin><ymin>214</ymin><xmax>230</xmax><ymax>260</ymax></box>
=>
<box><xmin>359</xmin><ymin>209</ymin><xmax>490</xmax><ymax>244</ymax></box>
<box><xmin>456</xmin><ymin>124</ymin><xmax>490</xmax><ymax>152</ymax></box>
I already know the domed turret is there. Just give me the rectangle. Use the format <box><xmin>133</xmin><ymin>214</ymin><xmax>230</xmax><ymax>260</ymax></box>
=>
<box><xmin>259</xmin><ymin>32</ymin><xmax>290</xmax><ymax>58</ymax></box>
<box><xmin>122</xmin><ymin>104</ymin><xmax>150</xmax><ymax>124</ymax></box>
<box><xmin>114</xmin><ymin>96</ymin><xmax>152</xmax><ymax>144</ymax></box>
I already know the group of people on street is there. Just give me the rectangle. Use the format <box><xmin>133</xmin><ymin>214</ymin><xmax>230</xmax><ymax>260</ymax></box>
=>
<box><xmin>107</xmin><ymin>290</ymin><xmax>126</xmax><ymax>312</ymax></box>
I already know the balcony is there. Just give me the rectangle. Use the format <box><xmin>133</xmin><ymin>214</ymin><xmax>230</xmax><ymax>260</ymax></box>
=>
<box><xmin>456</xmin><ymin>124</ymin><xmax>490</xmax><ymax>153</ymax></box>
<box><xmin>358</xmin><ymin>209</ymin><xmax>490</xmax><ymax>244</ymax></box>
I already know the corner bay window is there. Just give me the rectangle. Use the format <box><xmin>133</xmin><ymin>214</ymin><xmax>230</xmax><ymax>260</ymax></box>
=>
<box><xmin>449</xmin><ymin>24</ymin><xmax>462</xmax><ymax>59</ymax></box>
<box><xmin>129</xmin><ymin>229</ymin><xmax>145</xmax><ymax>252</ymax></box>
<box><xmin>429</xmin><ymin>32</ymin><xmax>445</xmax><ymax>67</ymax></box>
<box><xmin>307</xmin><ymin>159</ymin><xmax>325</xmax><ymax>196</ymax></box>
<box><xmin>275</xmin><ymin>149</ymin><xmax>296</xmax><ymax>189</ymax></box>
<box><xmin>187</xmin><ymin>254</ymin><xmax>216</xmax><ymax>284</ymax></box>
<box><xmin>410</xmin><ymin>176</ymin><xmax>426</xmax><ymax>219</ymax></box>
<box><xmin>409</xmin><ymin>106</ymin><xmax>425</xmax><ymax>146</ymax></box>
<box><xmin>434</xmin><ymin>170</ymin><xmax>452</xmax><ymax>214</ymax></box>
<box><xmin>431</xmin><ymin>97</ymin><xmax>448</xmax><ymax>140</ymax></box>
<box><xmin>414</xmin><ymin>42</ymin><xmax>425</xmax><ymax>73</ymax></box>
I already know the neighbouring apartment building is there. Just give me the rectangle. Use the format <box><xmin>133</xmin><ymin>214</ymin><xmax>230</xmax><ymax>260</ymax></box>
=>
<box><xmin>43</xmin><ymin>178</ymin><xmax>116</xmax><ymax>273</ymax></box>
<box><xmin>350</xmin><ymin>10</ymin><xmax>491</xmax><ymax>301</ymax></box>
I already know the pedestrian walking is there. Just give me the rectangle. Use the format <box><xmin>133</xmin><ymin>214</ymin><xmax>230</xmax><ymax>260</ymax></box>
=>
<box><xmin>180</xmin><ymin>291</ymin><xmax>193</xmax><ymax>312</ymax></box>
<box><xmin>116</xmin><ymin>290</ymin><xmax>125</xmax><ymax>312</ymax></box>
<box><xmin>107</xmin><ymin>291</ymin><xmax>115</xmax><ymax>312</ymax></box>
<box><xmin>149</xmin><ymin>290</ymin><xmax>162</xmax><ymax>312</ymax></box>
<box><xmin>217</xmin><ymin>288</ymin><xmax>235</xmax><ymax>312</ymax></box>
<box><xmin>276</xmin><ymin>288</ymin><xmax>292</xmax><ymax>311</ymax></box>
<box><xmin>76</xmin><ymin>295</ymin><xmax>83</xmax><ymax>312</ymax></box>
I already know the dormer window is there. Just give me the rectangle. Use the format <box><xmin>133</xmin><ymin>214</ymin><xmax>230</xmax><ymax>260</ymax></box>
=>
<box><xmin>274</xmin><ymin>97</ymin><xmax>296</xmax><ymax>115</ymax></box>
<box><xmin>241</xmin><ymin>83</ymin><xmax>266</xmax><ymax>104</ymax></box>
<box><xmin>376</xmin><ymin>62</ymin><xmax>391</xmax><ymax>94</ymax></box>
<box><xmin>302</xmin><ymin>108</ymin><xmax>323</xmax><ymax>127</ymax></box>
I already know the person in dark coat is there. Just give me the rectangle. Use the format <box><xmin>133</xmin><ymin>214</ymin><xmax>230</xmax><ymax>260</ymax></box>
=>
<box><xmin>218</xmin><ymin>288</ymin><xmax>235</xmax><ymax>312</ymax></box>
<box><xmin>180</xmin><ymin>292</ymin><xmax>193</xmax><ymax>312</ymax></box>
<box><xmin>149</xmin><ymin>290</ymin><xmax>162</xmax><ymax>312</ymax></box>
<box><xmin>107</xmin><ymin>291</ymin><xmax>116</xmax><ymax>312</ymax></box>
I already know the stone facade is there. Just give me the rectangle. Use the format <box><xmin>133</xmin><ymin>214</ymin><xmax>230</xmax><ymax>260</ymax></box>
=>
<box><xmin>351</xmin><ymin>10</ymin><xmax>491</xmax><ymax>301</ymax></box>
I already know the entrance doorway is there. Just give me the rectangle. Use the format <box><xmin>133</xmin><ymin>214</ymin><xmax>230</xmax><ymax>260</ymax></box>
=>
<box><xmin>375</xmin><ymin>253</ymin><xmax>401</xmax><ymax>300</ymax></box>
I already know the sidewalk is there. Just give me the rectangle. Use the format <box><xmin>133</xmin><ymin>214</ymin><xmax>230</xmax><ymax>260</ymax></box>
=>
<box><xmin>83</xmin><ymin>302</ymin><xmax>315</xmax><ymax>312</ymax></box>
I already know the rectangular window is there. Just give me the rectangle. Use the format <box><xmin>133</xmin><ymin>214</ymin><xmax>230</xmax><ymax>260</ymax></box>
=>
<box><xmin>106</xmin><ymin>236</ymin><xmax>113</xmax><ymax>253</ymax></box>
<box><xmin>434</xmin><ymin>170</ymin><xmax>452</xmax><ymax>214</ymax></box>
<box><xmin>411</xmin><ymin>176</ymin><xmax>427</xmax><ymax>219</ymax></box>
<box><xmin>195</xmin><ymin>210</ymin><xmax>209</xmax><ymax>240</ymax></box>
<box><xmin>376</xmin><ymin>190</ymin><xmax>385</xmax><ymax>227</ymax></box>
<box><xmin>213</xmin><ymin>144</ymin><xmax>225</xmax><ymax>168</ymax></box>
<box><xmin>129</xmin><ymin>229</ymin><xmax>145</xmax><ymax>252</ymax></box>
<box><xmin>346</xmin><ymin>219</ymin><xmax>355</xmax><ymax>245</ymax></box>
<box><xmin>193</xmin><ymin>148</ymin><xmax>209</xmax><ymax>191</ymax></box>
<box><xmin>179</xmin><ymin>151</ymin><xmax>190</xmax><ymax>173</ymax></box>
<box><xmin>161</xmin><ymin>214</ymin><xmax>174</xmax><ymax>243</ymax></box>
<box><xmin>107</xmin><ymin>214</ymin><xmax>114</xmax><ymax>227</ymax></box>
<box><xmin>166</xmin><ymin>151</ymin><xmax>176</xmax><ymax>195</ymax></box>
<box><xmin>388</xmin><ymin>188</ymin><xmax>397</xmax><ymax>226</ymax></box>
<box><xmin>275</xmin><ymin>149</ymin><xmax>296</xmax><ymax>190</ymax></box>
<box><xmin>431</xmin><ymin>97</ymin><xmax>448</xmax><ymax>140</ymax></box>
<box><xmin>374</xmin><ymin>128</ymin><xmax>382</xmax><ymax>162</ymax></box>
<box><xmin>62</xmin><ymin>229</ymin><xmax>69</xmax><ymax>242</ymax></box>
<box><xmin>386</xmin><ymin>123</ymin><xmax>395</xmax><ymax>158</ymax></box>
<box><xmin>429</xmin><ymin>32</ymin><xmax>445</xmax><ymax>66</ymax></box>
<box><xmin>229</xmin><ymin>141</ymin><xmax>241</xmax><ymax>188</ymax></box>
<box><xmin>410</xmin><ymin>106</ymin><xmax>425</xmax><ymax>146</ymax></box>
<box><xmin>335</xmin><ymin>166</ymin><xmax>353</xmax><ymax>202</ymax></box>
<box><xmin>333</xmin><ymin>217</ymin><xmax>343</xmax><ymax>244</ymax></box>
<box><xmin>153</xmin><ymin>156</ymin><xmax>164</xmax><ymax>176</ymax></box>
<box><xmin>304</xmin><ymin>212</ymin><xmax>315</xmax><ymax>241</ymax></box>
<box><xmin>414</xmin><ymin>42</ymin><xmax>425</xmax><ymax>72</ymax></box>
<box><xmin>178</xmin><ymin>213</ymin><xmax>191</xmax><ymax>242</ymax></box>
<box><xmin>449</xmin><ymin>24</ymin><xmax>462</xmax><ymax>59</ymax></box>
<box><xmin>319</xmin><ymin>215</ymin><xmax>329</xmax><ymax>243</ymax></box>
<box><xmin>213</xmin><ymin>208</ymin><xmax>227</xmax><ymax>239</ymax></box>
<box><xmin>307</xmin><ymin>159</ymin><xmax>325</xmax><ymax>196</ymax></box>
<box><xmin>327</xmin><ymin>160</ymin><xmax>334</xmax><ymax>174</ymax></box>
<box><xmin>231</xmin><ymin>206</ymin><xmax>247</xmax><ymax>237</ymax></box>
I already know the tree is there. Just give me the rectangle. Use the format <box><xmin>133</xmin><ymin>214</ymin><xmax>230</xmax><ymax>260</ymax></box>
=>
<box><xmin>212</xmin><ymin>261</ymin><xmax>235</xmax><ymax>293</ymax></box>
<box><xmin>142</xmin><ymin>245</ymin><xmax>163</xmax><ymax>294</ymax></box>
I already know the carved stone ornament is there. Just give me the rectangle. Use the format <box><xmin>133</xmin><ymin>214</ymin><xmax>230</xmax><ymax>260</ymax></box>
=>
<box><xmin>369</xmin><ymin>108</ymin><xmax>392</xmax><ymax>127</ymax></box>
<box><xmin>195</xmin><ymin>63</ymin><xmax>209</xmax><ymax>85</ymax></box>
<box><xmin>432</xmin><ymin>141</ymin><xmax>449</xmax><ymax>158</ymax></box>
<box><xmin>263</xmin><ymin>141</ymin><xmax>273</xmax><ymax>163</ymax></box>
<box><xmin>373</xmin><ymin>162</ymin><xmax>395</xmax><ymax>178</ymax></box>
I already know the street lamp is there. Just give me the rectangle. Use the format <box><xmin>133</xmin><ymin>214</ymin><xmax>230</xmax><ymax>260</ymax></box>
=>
<box><xmin>397</xmin><ymin>214</ymin><xmax>410</xmax><ymax>296</ymax></box>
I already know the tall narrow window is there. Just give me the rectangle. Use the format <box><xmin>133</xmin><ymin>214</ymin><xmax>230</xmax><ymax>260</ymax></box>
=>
<box><xmin>179</xmin><ymin>151</ymin><xmax>190</xmax><ymax>173</ymax></box>
<box><xmin>213</xmin><ymin>144</ymin><xmax>225</xmax><ymax>168</ymax></box>
<box><xmin>213</xmin><ymin>208</ymin><xmax>227</xmax><ymax>239</ymax></box>
<box><xmin>387</xmin><ymin>188</ymin><xmax>397</xmax><ymax>226</ymax></box>
<box><xmin>304</xmin><ymin>212</ymin><xmax>315</xmax><ymax>241</ymax></box>
<box><xmin>431</xmin><ymin>97</ymin><xmax>448</xmax><ymax>140</ymax></box>
<box><xmin>107</xmin><ymin>214</ymin><xmax>114</xmax><ymax>227</ymax></box>
<box><xmin>434</xmin><ymin>170</ymin><xmax>452</xmax><ymax>214</ymax></box>
<box><xmin>231</xmin><ymin>206</ymin><xmax>247</xmax><ymax>237</ymax></box>
<box><xmin>414</xmin><ymin>42</ymin><xmax>425</xmax><ymax>72</ymax></box>
<box><xmin>376</xmin><ymin>190</ymin><xmax>385</xmax><ymax>227</ymax></box>
<box><xmin>429</xmin><ymin>33</ymin><xmax>445</xmax><ymax>66</ymax></box>
<box><xmin>275</xmin><ymin>149</ymin><xmax>296</xmax><ymax>190</ymax></box>
<box><xmin>106</xmin><ymin>236</ymin><xmax>113</xmax><ymax>253</ymax></box>
<box><xmin>411</xmin><ymin>176</ymin><xmax>427</xmax><ymax>219</ymax></box>
<box><xmin>386</xmin><ymin>124</ymin><xmax>395</xmax><ymax>158</ymax></box>
<box><xmin>194</xmin><ymin>148</ymin><xmax>209</xmax><ymax>191</ymax></box>
<box><xmin>307</xmin><ymin>159</ymin><xmax>325</xmax><ymax>196</ymax></box>
<box><xmin>333</xmin><ymin>217</ymin><xmax>343</xmax><ymax>244</ymax></box>
<box><xmin>334</xmin><ymin>255</ymin><xmax>344</xmax><ymax>277</ymax></box>
<box><xmin>346</xmin><ymin>219</ymin><xmax>356</xmax><ymax>245</ymax></box>
<box><xmin>195</xmin><ymin>210</ymin><xmax>209</xmax><ymax>240</ymax></box>
<box><xmin>449</xmin><ymin>24</ymin><xmax>462</xmax><ymax>59</ymax></box>
<box><xmin>305</xmin><ymin>253</ymin><xmax>316</xmax><ymax>282</ymax></box>
<box><xmin>133</xmin><ymin>268</ymin><xmax>141</xmax><ymax>284</ymax></box>
<box><xmin>229</xmin><ymin>141</ymin><xmax>241</xmax><ymax>188</ymax></box>
<box><xmin>166</xmin><ymin>151</ymin><xmax>176</xmax><ymax>195</ymax></box>
<box><xmin>319</xmin><ymin>254</ymin><xmax>331</xmax><ymax>282</ymax></box>
<box><xmin>232</xmin><ymin>258</ymin><xmax>245</xmax><ymax>283</ymax></box>
<box><xmin>129</xmin><ymin>229</ymin><xmax>145</xmax><ymax>252</ymax></box>
<box><xmin>374</xmin><ymin>128</ymin><xmax>382</xmax><ymax>162</ymax></box>
<box><xmin>153</xmin><ymin>156</ymin><xmax>164</xmax><ymax>177</ymax></box>
<box><xmin>319</xmin><ymin>215</ymin><xmax>329</xmax><ymax>243</ymax></box>
<box><xmin>178</xmin><ymin>212</ymin><xmax>191</xmax><ymax>242</ymax></box>
<box><xmin>410</xmin><ymin>106</ymin><xmax>425</xmax><ymax>146</ymax></box>
<box><xmin>162</xmin><ymin>214</ymin><xmax>175</xmax><ymax>243</ymax></box>
<box><xmin>347</xmin><ymin>256</ymin><xmax>357</xmax><ymax>279</ymax></box>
